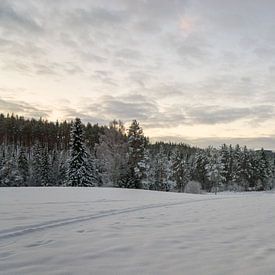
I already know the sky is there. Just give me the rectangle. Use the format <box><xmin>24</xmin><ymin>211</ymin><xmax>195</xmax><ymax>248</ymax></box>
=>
<box><xmin>1</xmin><ymin>0</ymin><xmax>275</xmax><ymax>149</ymax></box>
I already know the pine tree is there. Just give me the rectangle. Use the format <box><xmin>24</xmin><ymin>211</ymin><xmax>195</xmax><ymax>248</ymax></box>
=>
<box><xmin>231</xmin><ymin>144</ymin><xmax>242</xmax><ymax>185</ymax></box>
<box><xmin>257</xmin><ymin>149</ymin><xmax>272</xmax><ymax>190</ymax></box>
<box><xmin>40</xmin><ymin>148</ymin><xmax>51</xmax><ymax>186</ymax></box>
<box><xmin>57</xmin><ymin>150</ymin><xmax>68</xmax><ymax>186</ymax></box>
<box><xmin>171</xmin><ymin>148</ymin><xmax>190</xmax><ymax>192</ymax></box>
<box><xmin>68</xmin><ymin>118</ymin><xmax>93</xmax><ymax>187</ymax></box>
<box><xmin>96</xmin><ymin>121</ymin><xmax>128</xmax><ymax>187</ymax></box>
<box><xmin>239</xmin><ymin>146</ymin><xmax>252</xmax><ymax>190</ymax></box>
<box><xmin>206</xmin><ymin>149</ymin><xmax>225</xmax><ymax>194</ymax></box>
<box><xmin>127</xmin><ymin>120</ymin><xmax>146</xmax><ymax>189</ymax></box>
<box><xmin>153</xmin><ymin>146</ymin><xmax>171</xmax><ymax>191</ymax></box>
<box><xmin>18</xmin><ymin>147</ymin><xmax>29</xmax><ymax>186</ymax></box>
<box><xmin>193</xmin><ymin>150</ymin><xmax>209</xmax><ymax>190</ymax></box>
<box><xmin>0</xmin><ymin>154</ymin><xmax>23</xmax><ymax>187</ymax></box>
<box><xmin>32</xmin><ymin>142</ymin><xmax>43</xmax><ymax>186</ymax></box>
<box><xmin>220</xmin><ymin>144</ymin><xmax>232</xmax><ymax>187</ymax></box>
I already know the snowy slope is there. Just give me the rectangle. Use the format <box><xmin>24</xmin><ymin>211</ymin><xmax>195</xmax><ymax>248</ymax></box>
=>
<box><xmin>1</xmin><ymin>188</ymin><xmax>275</xmax><ymax>275</ymax></box>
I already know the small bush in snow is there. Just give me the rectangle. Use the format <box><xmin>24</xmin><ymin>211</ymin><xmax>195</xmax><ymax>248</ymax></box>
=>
<box><xmin>184</xmin><ymin>181</ymin><xmax>202</xmax><ymax>194</ymax></box>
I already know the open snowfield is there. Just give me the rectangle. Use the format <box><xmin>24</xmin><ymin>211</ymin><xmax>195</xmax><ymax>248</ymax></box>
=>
<box><xmin>1</xmin><ymin>188</ymin><xmax>275</xmax><ymax>275</ymax></box>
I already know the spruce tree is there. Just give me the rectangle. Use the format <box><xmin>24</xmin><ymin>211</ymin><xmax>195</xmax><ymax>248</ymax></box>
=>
<box><xmin>171</xmin><ymin>148</ymin><xmax>190</xmax><ymax>192</ymax></box>
<box><xmin>206</xmin><ymin>149</ymin><xmax>225</xmax><ymax>194</ymax></box>
<box><xmin>153</xmin><ymin>146</ymin><xmax>170</xmax><ymax>191</ymax></box>
<box><xmin>0</xmin><ymin>154</ymin><xmax>23</xmax><ymax>187</ymax></box>
<box><xmin>193</xmin><ymin>150</ymin><xmax>209</xmax><ymax>190</ymax></box>
<box><xmin>32</xmin><ymin>142</ymin><xmax>43</xmax><ymax>186</ymax></box>
<box><xmin>127</xmin><ymin>120</ymin><xmax>146</xmax><ymax>189</ymax></box>
<box><xmin>18</xmin><ymin>148</ymin><xmax>29</xmax><ymax>186</ymax></box>
<box><xmin>239</xmin><ymin>146</ymin><xmax>252</xmax><ymax>190</ymax></box>
<box><xmin>41</xmin><ymin>148</ymin><xmax>51</xmax><ymax>186</ymax></box>
<box><xmin>232</xmin><ymin>144</ymin><xmax>242</xmax><ymax>185</ymax></box>
<box><xmin>257</xmin><ymin>149</ymin><xmax>272</xmax><ymax>190</ymax></box>
<box><xmin>68</xmin><ymin>118</ymin><xmax>93</xmax><ymax>187</ymax></box>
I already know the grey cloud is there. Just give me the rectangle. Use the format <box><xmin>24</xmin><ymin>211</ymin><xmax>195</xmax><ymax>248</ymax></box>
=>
<box><xmin>0</xmin><ymin>97</ymin><xmax>50</xmax><ymax>118</ymax></box>
<box><xmin>75</xmin><ymin>94</ymin><xmax>275</xmax><ymax>128</ymax></box>
<box><xmin>254</xmin><ymin>46</ymin><xmax>275</xmax><ymax>60</ymax></box>
<box><xmin>186</xmin><ymin>105</ymin><xmax>275</xmax><ymax>125</ymax></box>
<box><xmin>116</xmin><ymin>48</ymin><xmax>143</xmax><ymax>60</ymax></box>
<box><xmin>67</xmin><ymin>6</ymin><xmax>126</xmax><ymax>28</ymax></box>
<box><xmin>119</xmin><ymin>0</ymin><xmax>187</xmax><ymax>21</ymax></box>
<box><xmin>90</xmin><ymin>70</ymin><xmax>117</xmax><ymax>87</ymax></box>
<box><xmin>0</xmin><ymin>1</ymin><xmax>42</xmax><ymax>33</ymax></box>
<box><xmin>32</xmin><ymin>62</ymin><xmax>83</xmax><ymax>76</ymax></box>
<box><xmin>132</xmin><ymin>20</ymin><xmax>161</xmax><ymax>34</ymax></box>
<box><xmin>84</xmin><ymin>95</ymin><xmax>158</xmax><ymax>122</ymax></box>
<box><xmin>60</xmin><ymin>107</ymin><xmax>108</xmax><ymax>125</ymax></box>
<box><xmin>77</xmin><ymin>94</ymin><xmax>187</xmax><ymax>128</ymax></box>
<box><xmin>0</xmin><ymin>38</ymin><xmax>44</xmax><ymax>58</ymax></box>
<box><xmin>151</xmin><ymin>135</ymin><xmax>275</xmax><ymax>150</ymax></box>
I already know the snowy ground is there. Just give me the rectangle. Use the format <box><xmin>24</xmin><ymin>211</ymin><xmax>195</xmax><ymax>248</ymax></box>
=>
<box><xmin>1</xmin><ymin>188</ymin><xmax>275</xmax><ymax>275</ymax></box>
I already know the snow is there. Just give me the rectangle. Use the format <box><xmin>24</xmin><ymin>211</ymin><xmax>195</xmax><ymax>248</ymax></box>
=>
<box><xmin>1</xmin><ymin>188</ymin><xmax>275</xmax><ymax>275</ymax></box>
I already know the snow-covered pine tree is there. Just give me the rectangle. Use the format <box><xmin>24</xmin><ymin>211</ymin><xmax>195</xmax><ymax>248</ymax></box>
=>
<box><xmin>67</xmin><ymin>118</ymin><xmax>93</xmax><ymax>187</ymax></box>
<box><xmin>193</xmin><ymin>149</ymin><xmax>209</xmax><ymax>190</ymax></box>
<box><xmin>171</xmin><ymin>148</ymin><xmax>190</xmax><ymax>192</ymax></box>
<box><xmin>58</xmin><ymin>151</ymin><xmax>68</xmax><ymax>186</ymax></box>
<box><xmin>142</xmin><ymin>148</ymin><xmax>153</xmax><ymax>190</ymax></box>
<box><xmin>0</xmin><ymin>154</ymin><xmax>23</xmax><ymax>186</ymax></box>
<box><xmin>206</xmin><ymin>148</ymin><xmax>225</xmax><ymax>194</ymax></box>
<box><xmin>239</xmin><ymin>146</ymin><xmax>252</xmax><ymax>190</ymax></box>
<box><xmin>153</xmin><ymin>146</ymin><xmax>171</xmax><ymax>191</ymax></box>
<box><xmin>18</xmin><ymin>147</ymin><xmax>29</xmax><ymax>186</ymax></box>
<box><xmin>50</xmin><ymin>150</ymin><xmax>60</xmax><ymax>185</ymax></box>
<box><xmin>127</xmin><ymin>120</ymin><xmax>146</xmax><ymax>189</ymax></box>
<box><xmin>96</xmin><ymin>120</ymin><xmax>128</xmax><ymax>187</ymax></box>
<box><xmin>32</xmin><ymin>142</ymin><xmax>43</xmax><ymax>186</ymax></box>
<box><xmin>257</xmin><ymin>149</ymin><xmax>272</xmax><ymax>190</ymax></box>
<box><xmin>231</xmin><ymin>144</ymin><xmax>242</xmax><ymax>186</ymax></box>
<box><xmin>40</xmin><ymin>148</ymin><xmax>51</xmax><ymax>186</ymax></box>
<box><xmin>220</xmin><ymin>144</ymin><xmax>232</xmax><ymax>188</ymax></box>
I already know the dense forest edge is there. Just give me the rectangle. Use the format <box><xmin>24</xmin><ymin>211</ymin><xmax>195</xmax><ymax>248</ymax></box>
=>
<box><xmin>0</xmin><ymin>113</ymin><xmax>274</xmax><ymax>192</ymax></box>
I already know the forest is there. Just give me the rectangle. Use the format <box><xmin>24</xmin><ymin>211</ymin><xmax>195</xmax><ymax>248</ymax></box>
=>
<box><xmin>0</xmin><ymin>113</ymin><xmax>274</xmax><ymax>192</ymax></box>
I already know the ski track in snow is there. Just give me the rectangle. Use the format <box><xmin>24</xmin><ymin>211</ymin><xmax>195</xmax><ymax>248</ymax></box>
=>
<box><xmin>0</xmin><ymin>196</ymin><xmax>232</xmax><ymax>240</ymax></box>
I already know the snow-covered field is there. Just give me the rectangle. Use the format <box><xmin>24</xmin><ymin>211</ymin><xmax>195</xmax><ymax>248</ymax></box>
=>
<box><xmin>1</xmin><ymin>188</ymin><xmax>275</xmax><ymax>275</ymax></box>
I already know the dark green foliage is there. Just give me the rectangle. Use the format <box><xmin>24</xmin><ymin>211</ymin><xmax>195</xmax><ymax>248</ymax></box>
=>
<box><xmin>18</xmin><ymin>148</ymin><xmax>29</xmax><ymax>185</ymax></box>
<box><xmin>127</xmin><ymin>120</ymin><xmax>146</xmax><ymax>189</ymax></box>
<box><xmin>68</xmin><ymin>118</ymin><xmax>94</xmax><ymax>187</ymax></box>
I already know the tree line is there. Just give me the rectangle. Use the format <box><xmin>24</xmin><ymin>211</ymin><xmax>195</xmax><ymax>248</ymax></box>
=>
<box><xmin>0</xmin><ymin>114</ymin><xmax>274</xmax><ymax>192</ymax></box>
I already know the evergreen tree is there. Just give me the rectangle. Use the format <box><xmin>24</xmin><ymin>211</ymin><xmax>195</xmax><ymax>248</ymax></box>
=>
<box><xmin>231</xmin><ymin>144</ymin><xmax>242</xmax><ymax>185</ymax></box>
<box><xmin>127</xmin><ymin>120</ymin><xmax>146</xmax><ymax>189</ymax></box>
<box><xmin>57</xmin><ymin>150</ymin><xmax>68</xmax><ymax>186</ymax></box>
<box><xmin>68</xmin><ymin>118</ymin><xmax>93</xmax><ymax>187</ymax></box>
<box><xmin>32</xmin><ymin>142</ymin><xmax>43</xmax><ymax>186</ymax></box>
<box><xmin>220</xmin><ymin>144</ymin><xmax>232</xmax><ymax>187</ymax></box>
<box><xmin>153</xmin><ymin>146</ymin><xmax>171</xmax><ymax>191</ymax></box>
<box><xmin>40</xmin><ymin>148</ymin><xmax>51</xmax><ymax>186</ymax></box>
<box><xmin>257</xmin><ymin>149</ymin><xmax>272</xmax><ymax>190</ymax></box>
<box><xmin>239</xmin><ymin>146</ymin><xmax>252</xmax><ymax>190</ymax></box>
<box><xmin>171</xmin><ymin>148</ymin><xmax>190</xmax><ymax>192</ymax></box>
<box><xmin>96</xmin><ymin>121</ymin><xmax>128</xmax><ymax>187</ymax></box>
<box><xmin>206</xmin><ymin>149</ymin><xmax>225</xmax><ymax>194</ymax></box>
<box><xmin>18</xmin><ymin>148</ymin><xmax>29</xmax><ymax>186</ymax></box>
<box><xmin>0</xmin><ymin>154</ymin><xmax>23</xmax><ymax>186</ymax></box>
<box><xmin>193</xmin><ymin>150</ymin><xmax>209</xmax><ymax>190</ymax></box>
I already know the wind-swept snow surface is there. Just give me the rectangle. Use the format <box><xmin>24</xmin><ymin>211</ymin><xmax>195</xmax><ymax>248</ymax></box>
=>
<box><xmin>1</xmin><ymin>188</ymin><xmax>275</xmax><ymax>275</ymax></box>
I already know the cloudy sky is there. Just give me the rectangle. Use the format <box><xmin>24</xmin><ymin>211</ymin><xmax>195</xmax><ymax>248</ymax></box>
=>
<box><xmin>1</xmin><ymin>0</ymin><xmax>275</xmax><ymax>149</ymax></box>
